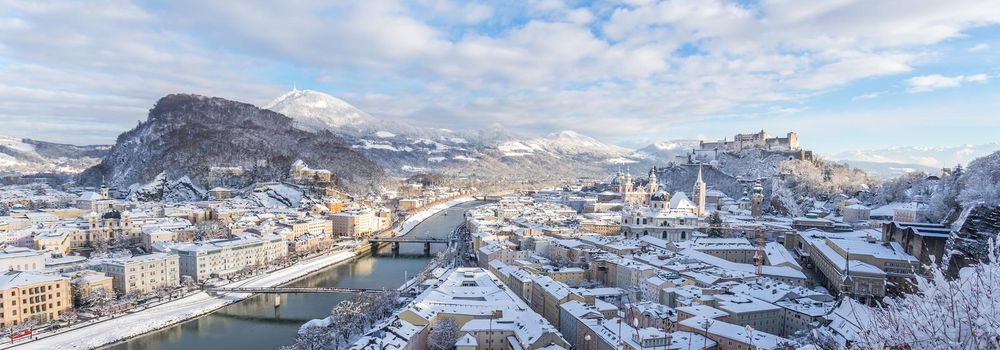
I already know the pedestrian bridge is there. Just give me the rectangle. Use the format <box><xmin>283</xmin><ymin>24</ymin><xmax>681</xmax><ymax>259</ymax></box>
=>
<box><xmin>368</xmin><ymin>237</ymin><xmax>452</xmax><ymax>254</ymax></box>
<box><xmin>208</xmin><ymin>287</ymin><xmax>389</xmax><ymax>294</ymax></box>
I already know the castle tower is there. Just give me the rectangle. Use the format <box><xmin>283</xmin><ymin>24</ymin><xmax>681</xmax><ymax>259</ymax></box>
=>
<box><xmin>751</xmin><ymin>181</ymin><xmax>764</xmax><ymax>217</ymax></box>
<box><xmin>787</xmin><ymin>132</ymin><xmax>799</xmax><ymax>150</ymax></box>
<box><xmin>693</xmin><ymin>165</ymin><xmax>706</xmax><ymax>216</ymax></box>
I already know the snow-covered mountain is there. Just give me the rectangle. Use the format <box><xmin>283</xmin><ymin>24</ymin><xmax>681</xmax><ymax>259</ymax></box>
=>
<box><xmin>831</xmin><ymin>143</ymin><xmax>1000</xmax><ymax>169</ymax></box>
<box><xmin>630</xmin><ymin>140</ymin><xmax>702</xmax><ymax>161</ymax></box>
<box><xmin>261</xmin><ymin>89</ymin><xmax>633</xmax><ymax>178</ymax></box>
<box><xmin>833</xmin><ymin>160</ymin><xmax>939</xmax><ymax>179</ymax></box>
<box><xmin>263</xmin><ymin>89</ymin><xmax>377</xmax><ymax>134</ymax></box>
<box><xmin>82</xmin><ymin>93</ymin><xmax>384</xmax><ymax>192</ymax></box>
<box><xmin>0</xmin><ymin>135</ymin><xmax>109</xmax><ymax>176</ymax></box>
<box><xmin>497</xmin><ymin>131</ymin><xmax>631</xmax><ymax>158</ymax></box>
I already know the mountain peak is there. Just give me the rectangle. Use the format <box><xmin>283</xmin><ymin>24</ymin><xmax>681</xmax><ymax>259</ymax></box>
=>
<box><xmin>263</xmin><ymin>89</ymin><xmax>373</xmax><ymax>132</ymax></box>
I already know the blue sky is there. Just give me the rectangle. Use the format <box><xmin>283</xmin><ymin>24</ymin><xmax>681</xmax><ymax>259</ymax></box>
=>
<box><xmin>0</xmin><ymin>0</ymin><xmax>998</xmax><ymax>158</ymax></box>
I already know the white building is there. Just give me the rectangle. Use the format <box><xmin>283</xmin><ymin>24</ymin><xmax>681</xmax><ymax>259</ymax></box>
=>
<box><xmin>331</xmin><ymin>210</ymin><xmax>383</xmax><ymax>237</ymax></box>
<box><xmin>169</xmin><ymin>235</ymin><xmax>287</xmax><ymax>282</ymax></box>
<box><xmin>842</xmin><ymin>204</ymin><xmax>871</xmax><ymax>224</ymax></box>
<box><xmin>0</xmin><ymin>247</ymin><xmax>46</xmax><ymax>272</ymax></box>
<box><xmin>101</xmin><ymin>253</ymin><xmax>180</xmax><ymax>295</ymax></box>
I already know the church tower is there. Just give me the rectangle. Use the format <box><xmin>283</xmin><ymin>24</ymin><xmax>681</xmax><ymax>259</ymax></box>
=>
<box><xmin>647</xmin><ymin>169</ymin><xmax>658</xmax><ymax>193</ymax></box>
<box><xmin>99</xmin><ymin>177</ymin><xmax>109</xmax><ymax>199</ymax></box>
<box><xmin>693</xmin><ymin>165</ymin><xmax>706</xmax><ymax>216</ymax></box>
<box><xmin>751</xmin><ymin>180</ymin><xmax>764</xmax><ymax>217</ymax></box>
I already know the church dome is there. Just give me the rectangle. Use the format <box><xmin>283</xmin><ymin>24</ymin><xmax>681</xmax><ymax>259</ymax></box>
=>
<box><xmin>651</xmin><ymin>190</ymin><xmax>670</xmax><ymax>201</ymax></box>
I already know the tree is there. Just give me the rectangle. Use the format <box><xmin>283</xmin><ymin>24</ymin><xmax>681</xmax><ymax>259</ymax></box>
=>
<box><xmin>706</xmin><ymin>212</ymin><xmax>723</xmax><ymax>237</ymax></box>
<box><xmin>428</xmin><ymin>317</ymin><xmax>460</xmax><ymax>350</ymax></box>
<box><xmin>80</xmin><ymin>287</ymin><xmax>116</xmax><ymax>315</ymax></box>
<box><xmin>855</xmin><ymin>235</ymin><xmax>1000</xmax><ymax>349</ymax></box>
<box><xmin>521</xmin><ymin>237</ymin><xmax>536</xmax><ymax>251</ymax></box>
<box><xmin>194</xmin><ymin>220</ymin><xmax>231</xmax><ymax>241</ymax></box>
<box><xmin>284</xmin><ymin>324</ymin><xmax>334</xmax><ymax>350</ymax></box>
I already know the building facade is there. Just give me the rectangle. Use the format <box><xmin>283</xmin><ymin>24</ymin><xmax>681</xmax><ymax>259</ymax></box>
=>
<box><xmin>0</xmin><ymin>271</ymin><xmax>72</xmax><ymax>328</ymax></box>
<box><xmin>101</xmin><ymin>253</ymin><xmax>180</xmax><ymax>295</ymax></box>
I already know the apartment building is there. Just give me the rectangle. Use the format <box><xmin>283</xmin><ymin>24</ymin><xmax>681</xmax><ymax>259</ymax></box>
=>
<box><xmin>0</xmin><ymin>271</ymin><xmax>72</xmax><ymax>328</ymax></box>
<box><xmin>101</xmin><ymin>253</ymin><xmax>180</xmax><ymax>295</ymax></box>
<box><xmin>785</xmin><ymin>230</ymin><xmax>919</xmax><ymax>301</ymax></box>
<box><xmin>330</xmin><ymin>210</ymin><xmax>383</xmax><ymax>237</ymax></box>
<box><xmin>171</xmin><ymin>235</ymin><xmax>287</xmax><ymax>282</ymax></box>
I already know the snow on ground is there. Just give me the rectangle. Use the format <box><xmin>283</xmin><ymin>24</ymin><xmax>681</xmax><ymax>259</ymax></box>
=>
<box><xmin>353</xmin><ymin>139</ymin><xmax>404</xmax><ymax>152</ymax></box>
<box><xmin>498</xmin><ymin>141</ymin><xmax>535</xmax><ymax>157</ymax></box>
<box><xmin>375</xmin><ymin>131</ymin><xmax>396</xmax><ymax>138</ymax></box>
<box><xmin>400</xmin><ymin>165</ymin><xmax>429</xmax><ymax>173</ymax></box>
<box><xmin>453</xmin><ymin>155</ymin><xmax>477</xmax><ymax>162</ymax></box>
<box><xmin>606</xmin><ymin>157</ymin><xmax>639</xmax><ymax>164</ymax></box>
<box><xmin>17</xmin><ymin>251</ymin><xmax>356</xmax><ymax>350</ymax></box>
<box><xmin>428</xmin><ymin>156</ymin><xmax>447</xmax><ymax>163</ymax></box>
<box><xmin>0</xmin><ymin>135</ymin><xmax>35</xmax><ymax>153</ymax></box>
<box><xmin>398</xmin><ymin>197</ymin><xmax>474</xmax><ymax>236</ymax></box>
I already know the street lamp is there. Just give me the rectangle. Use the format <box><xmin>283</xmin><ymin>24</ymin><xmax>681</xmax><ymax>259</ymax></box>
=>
<box><xmin>584</xmin><ymin>334</ymin><xmax>592</xmax><ymax>350</ymax></box>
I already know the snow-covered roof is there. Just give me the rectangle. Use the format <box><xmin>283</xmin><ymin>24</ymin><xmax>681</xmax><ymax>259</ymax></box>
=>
<box><xmin>678</xmin><ymin>249</ymin><xmax>806</xmax><ymax>280</ymax></box>
<box><xmin>679</xmin><ymin>317</ymin><xmax>790</xmax><ymax>349</ymax></box>
<box><xmin>408</xmin><ymin>268</ymin><xmax>562</xmax><ymax>349</ymax></box>
<box><xmin>77</xmin><ymin>191</ymin><xmax>104</xmax><ymax>201</ymax></box>
<box><xmin>0</xmin><ymin>270</ymin><xmax>66</xmax><ymax>289</ymax></box>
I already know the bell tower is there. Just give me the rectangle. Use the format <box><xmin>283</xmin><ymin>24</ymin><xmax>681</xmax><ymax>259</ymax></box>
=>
<box><xmin>693</xmin><ymin>165</ymin><xmax>706</xmax><ymax>216</ymax></box>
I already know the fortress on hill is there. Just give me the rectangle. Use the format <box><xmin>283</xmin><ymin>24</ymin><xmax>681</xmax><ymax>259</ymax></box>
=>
<box><xmin>699</xmin><ymin>130</ymin><xmax>799</xmax><ymax>152</ymax></box>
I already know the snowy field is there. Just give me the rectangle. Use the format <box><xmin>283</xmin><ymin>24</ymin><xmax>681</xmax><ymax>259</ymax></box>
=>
<box><xmin>12</xmin><ymin>251</ymin><xmax>356</xmax><ymax>350</ymax></box>
<box><xmin>397</xmin><ymin>197</ymin><xmax>474</xmax><ymax>236</ymax></box>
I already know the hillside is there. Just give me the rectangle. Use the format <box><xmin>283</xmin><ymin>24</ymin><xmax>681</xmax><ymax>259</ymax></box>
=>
<box><xmin>0</xmin><ymin>136</ymin><xmax>109</xmax><ymax>176</ymax></box>
<box><xmin>80</xmin><ymin>94</ymin><xmax>385</xmax><ymax>193</ymax></box>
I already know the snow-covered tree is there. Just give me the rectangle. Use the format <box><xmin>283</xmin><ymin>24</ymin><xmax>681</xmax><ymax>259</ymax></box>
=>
<box><xmin>856</xmin><ymin>235</ymin><xmax>1000</xmax><ymax>349</ymax></box>
<box><xmin>194</xmin><ymin>220</ymin><xmax>231</xmax><ymax>241</ymax></box>
<box><xmin>284</xmin><ymin>324</ymin><xmax>334</xmax><ymax>350</ymax></box>
<box><xmin>706</xmin><ymin>212</ymin><xmax>724</xmax><ymax>237</ymax></box>
<box><xmin>428</xmin><ymin>316</ymin><xmax>460</xmax><ymax>350</ymax></box>
<box><xmin>76</xmin><ymin>287</ymin><xmax>116</xmax><ymax>315</ymax></box>
<box><xmin>956</xmin><ymin>151</ymin><xmax>1000</xmax><ymax>207</ymax></box>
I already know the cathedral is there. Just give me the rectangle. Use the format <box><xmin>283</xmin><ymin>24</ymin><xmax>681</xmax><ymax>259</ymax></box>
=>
<box><xmin>616</xmin><ymin>166</ymin><xmax>709</xmax><ymax>241</ymax></box>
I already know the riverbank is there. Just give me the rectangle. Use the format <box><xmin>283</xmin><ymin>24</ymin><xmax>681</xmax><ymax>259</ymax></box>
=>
<box><xmin>12</xmin><ymin>250</ymin><xmax>358</xmax><ymax>350</ymax></box>
<box><xmin>397</xmin><ymin>196</ymin><xmax>473</xmax><ymax>236</ymax></box>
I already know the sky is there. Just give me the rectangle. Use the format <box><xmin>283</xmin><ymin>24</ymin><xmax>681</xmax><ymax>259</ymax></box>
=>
<box><xmin>1</xmin><ymin>0</ymin><xmax>999</xmax><ymax>156</ymax></box>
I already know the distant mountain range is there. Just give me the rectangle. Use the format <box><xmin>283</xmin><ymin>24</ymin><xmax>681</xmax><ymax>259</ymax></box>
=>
<box><xmin>829</xmin><ymin>143</ymin><xmax>1000</xmax><ymax>178</ymax></box>
<box><xmin>0</xmin><ymin>136</ymin><xmax>109</xmax><ymax>177</ymax></box>
<box><xmin>263</xmin><ymin>89</ymin><xmax>633</xmax><ymax>180</ymax></box>
<box><xmin>9</xmin><ymin>88</ymin><xmax>995</xmax><ymax>190</ymax></box>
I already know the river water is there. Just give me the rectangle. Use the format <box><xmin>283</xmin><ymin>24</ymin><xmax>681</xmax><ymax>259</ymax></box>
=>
<box><xmin>104</xmin><ymin>201</ymin><xmax>483</xmax><ymax>350</ymax></box>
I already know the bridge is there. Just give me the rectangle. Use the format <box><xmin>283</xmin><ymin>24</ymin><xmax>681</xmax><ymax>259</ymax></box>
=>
<box><xmin>368</xmin><ymin>237</ymin><xmax>452</xmax><ymax>254</ymax></box>
<box><xmin>208</xmin><ymin>287</ymin><xmax>389</xmax><ymax>294</ymax></box>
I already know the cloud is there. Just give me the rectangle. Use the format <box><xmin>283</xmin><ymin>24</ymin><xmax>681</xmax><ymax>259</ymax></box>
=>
<box><xmin>852</xmin><ymin>91</ymin><xmax>886</xmax><ymax>100</ymax></box>
<box><xmin>2</xmin><ymin>0</ymin><xmax>1000</xmax><ymax>145</ymax></box>
<box><xmin>968</xmin><ymin>43</ymin><xmax>990</xmax><ymax>52</ymax></box>
<box><xmin>905</xmin><ymin>73</ymin><xmax>989</xmax><ymax>93</ymax></box>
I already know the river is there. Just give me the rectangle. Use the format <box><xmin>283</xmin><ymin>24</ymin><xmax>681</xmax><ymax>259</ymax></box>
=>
<box><xmin>103</xmin><ymin>200</ymin><xmax>483</xmax><ymax>350</ymax></box>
